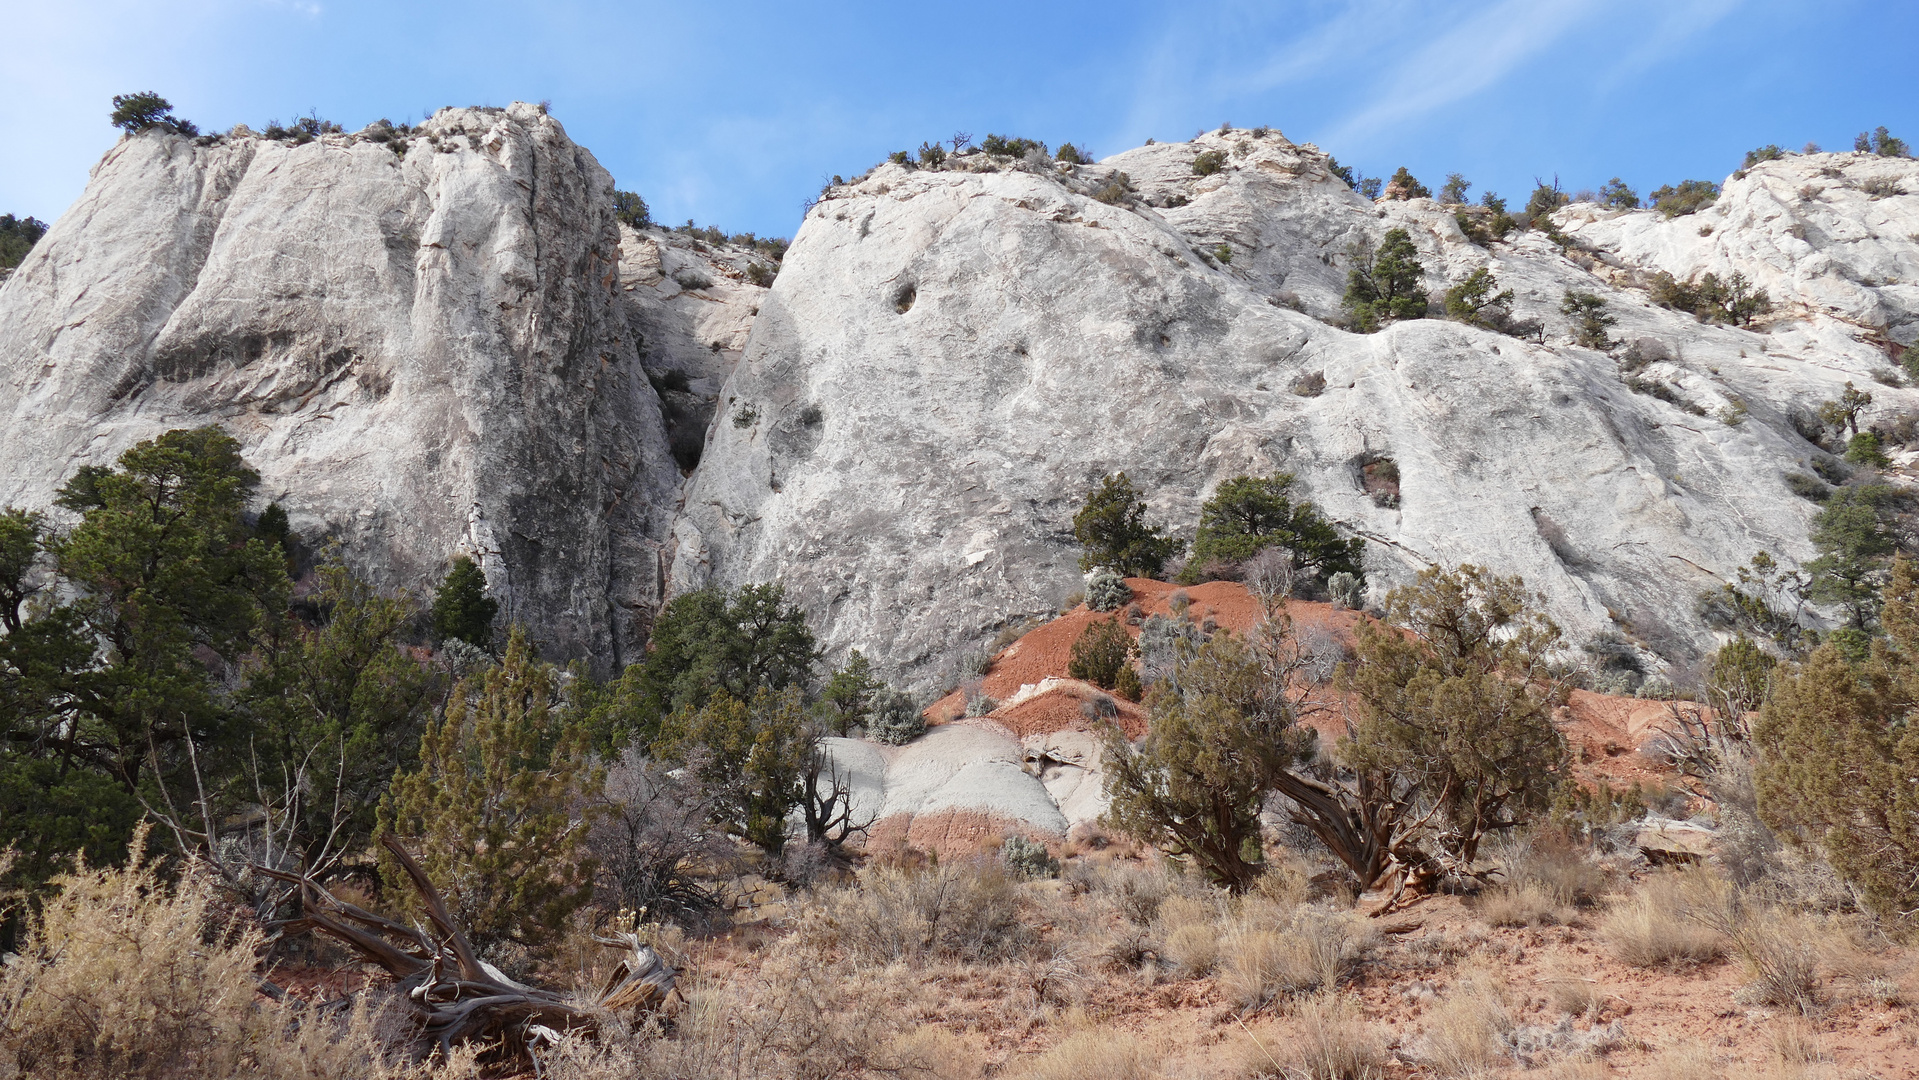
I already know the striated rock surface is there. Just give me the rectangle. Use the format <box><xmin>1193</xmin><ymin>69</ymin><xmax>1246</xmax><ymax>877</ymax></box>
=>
<box><xmin>0</xmin><ymin>104</ymin><xmax>681</xmax><ymax>668</ymax></box>
<box><xmin>674</xmin><ymin>132</ymin><xmax>1919</xmax><ymax>690</ymax></box>
<box><xmin>614</xmin><ymin>224</ymin><xmax>773</xmax><ymax>471</ymax></box>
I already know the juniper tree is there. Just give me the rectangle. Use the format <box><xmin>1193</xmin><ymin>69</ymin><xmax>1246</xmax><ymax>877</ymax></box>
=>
<box><xmin>1598</xmin><ymin>177</ymin><xmax>1639</xmax><ymax>208</ymax></box>
<box><xmin>600</xmin><ymin>583</ymin><xmax>819</xmax><ymax>747</ymax></box>
<box><xmin>1186</xmin><ymin>473</ymin><xmax>1363</xmax><ymax>584</ymax></box>
<box><xmin>1443</xmin><ymin>267</ymin><xmax>1516</xmax><ymax>329</ymax></box>
<box><xmin>1756</xmin><ymin>557</ymin><xmax>1919</xmax><ymax>922</ymax></box>
<box><xmin>1068</xmin><ymin>618</ymin><xmax>1132</xmax><ymax>689</ymax></box>
<box><xmin>1343</xmin><ymin>228</ymin><xmax>1428</xmax><ymax>332</ymax></box>
<box><xmin>377</xmin><ymin>626</ymin><xmax>599</xmax><ymax>955</ymax></box>
<box><xmin>431</xmin><ymin>555</ymin><xmax>497</xmax><ymax>648</ymax></box>
<box><xmin>1338</xmin><ymin>565</ymin><xmax>1570</xmax><ymax>870</ymax></box>
<box><xmin>1385</xmin><ymin>166</ymin><xmax>1430</xmax><ymax>200</ymax></box>
<box><xmin>1072</xmin><ymin>473</ymin><xmax>1184</xmax><ymax>577</ymax></box>
<box><xmin>1561</xmin><ymin>291</ymin><xmax>1616</xmax><ymax>349</ymax></box>
<box><xmin>657</xmin><ymin>686</ymin><xmax>811</xmax><ymax>856</ymax></box>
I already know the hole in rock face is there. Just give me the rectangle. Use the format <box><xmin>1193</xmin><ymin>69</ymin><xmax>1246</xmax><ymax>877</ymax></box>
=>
<box><xmin>893</xmin><ymin>283</ymin><xmax>917</xmax><ymax>313</ymax></box>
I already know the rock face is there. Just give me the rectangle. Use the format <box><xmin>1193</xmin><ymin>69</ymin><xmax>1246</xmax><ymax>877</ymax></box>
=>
<box><xmin>8</xmin><ymin>111</ymin><xmax>1918</xmax><ymax>688</ymax></box>
<box><xmin>674</xmin><ymin>132</ymin><xmax>1919</xmax><ymax>690</ymax></box>
<box><xmin>0</xmin><ymin>104</ymin><xmax>681</xmax><ymax>669</ymax></box>
<box><xmin>614</xmin><ymin>224</ymin><xmax>773</xmax><ymax>472</ymax></box>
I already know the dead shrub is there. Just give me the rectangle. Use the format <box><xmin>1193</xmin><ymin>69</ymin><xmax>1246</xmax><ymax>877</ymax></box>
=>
<box><xmin>1767</xmin><ymin>1018</ymin><xmax>1828</xmax><ymax>1066</ymax></box>
<box><xmin>812</xmin><ymin>858</ymin><xmax>1035</xmax><ymax>964</ymax></box>
<box><xmin>1601</xmin><ymin>872</ymin><xmax>1729</xmax><ymax>967</ymax></box>
<box><xmin>1540</xmin><ymin>963</ymin><xmax>1600</xmax><ymax>1018</ymax></box>
<box><xmin>1012</xmin><ymin>1029</ymin><xmax>1158</xmax><ymax>1080</ymax></box>
<box><xmin>1641</xmin><ymin>1041</ymin><xmax>1719</xmax><ymax>1080</ymax></box>
<box><xmin>0</xmin><ymin>829</ymin><xmax>407</xmax><ymax>1080</ymax></box>
<box><xmin>1109</xmin><ymin>864</ymin><xmax>1169</xmax><ymax>925</ymax></box>
<box><xmin>1724</xmin><ymin>910</ymin><xmax>1826</xmax><ymax>1011</ymax></box>
<box><xmin>631</xmin><ymin>940</ymin><xmax>944</xmax><ymax>1080</ymax></box>
<box><xmin>1502</xmin><ymin>833</ymin><xmax>1610</xmax><ymax>908</ymax></box>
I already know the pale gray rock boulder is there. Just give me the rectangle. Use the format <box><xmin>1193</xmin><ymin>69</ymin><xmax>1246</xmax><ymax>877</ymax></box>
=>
<box><xmin>0</xmin><ymin>104</ymin><xmax>680</xmax><ymax>669</ymax></box>
<box><xmin>674</xmin><ymin>131</ymin><xmax>1918</xmax><ymax>691</ymax></box>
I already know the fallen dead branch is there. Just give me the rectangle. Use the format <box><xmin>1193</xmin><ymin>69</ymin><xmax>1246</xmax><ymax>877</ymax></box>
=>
<box><xmin>261</xmin><ymin>834</ymin><xmax>674</xmax><ymax>1063</ymax></box>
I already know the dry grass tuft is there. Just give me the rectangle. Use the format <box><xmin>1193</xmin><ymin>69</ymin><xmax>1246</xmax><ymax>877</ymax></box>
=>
<box><xmin>1284</xmin><ymin>994</ymin><xmax>1389</xmax><ymax>1080</ymax></box>
<box><xmin>0</xmin><ymin>829</ymin><xmax>408</xmax><ymax>1080</ymax></box>
<box><xmin>1012</xmin><ymin>1030</ymin><xmax>1158</xmax><ymax>1080</ymax></box>
<box><xmin>1504</xmin><ymin>833</ymin><xmax>1611</xmax><ymax>909</ymax></box>
<box><xmin>1602</xmin><ymin>871</ymin><xmax>1729</xmax><ymax>967</ymax></box>
<box><xmin>1767</xmin><ymin>1017</ymin><xmax>1829</xmax><ymax>1066</ymax></box>
<box><xmin>1220</xmin><ymin>906</ymin><xmax>1372</xmax><ymax>1010</ymax></box>
<box><xmin>1479</xmin><ymin>882</ymin><xmax>1569</xmax><ymax>927</ymax></box>
<box><xmin>1418</xmin><ymin>968</ymin><xmax>1514</xmax><ymax>1077</ymax></box>
<box><xmin>1641</xmin><ymin>1041</ymin><xmax>1720</xmax><ymax>1080</ymax></box>
<box><xmin>1166</xmin><ymin>921</ymin><xmax>1222</xmax><ymax>976</ymax></box>
<box><xmin>1539</xmin><ymin>963</ymin><xmax>1600</xmax><ymax>1018</ymax></box>
<box><xmin>809</xmin><ymin>858</ymin><xmax>1035</xmax><ymax>964</ymax></box>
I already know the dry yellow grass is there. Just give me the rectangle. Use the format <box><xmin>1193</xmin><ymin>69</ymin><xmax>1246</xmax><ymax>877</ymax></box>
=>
<box><xmin>1166</xmin><ymin>921</ymin><xmax>1221</xmax><ymax>976</ymax></box>
<box><xmin>0</xmin><ymin>829</ymin><xmax>408</xmax><ymax>1080</ymax></box>
<box><xmin>1010</xmin><ymin>1030</ymin><xmax>1158</xmax><ymax>1080</ymax></box>
<box><xmin>1601</xmin><ymin>872</ymin><xmax>1728</xmax><ymax>967</ymax></box>
<box><xmin>1479</xmin><ymin>882</ymin><xmax>1568</xmax><ymax>927</ymax></box>
<box><xmin>1418</xmin><ymin>968</ymin><xmax>1514</xmax><ymax>1077</ymax></box>
<box><xmin>1286</xmin><ymin>994</ymin><xmax>1388</xmax><ymax>1080</ymax></box>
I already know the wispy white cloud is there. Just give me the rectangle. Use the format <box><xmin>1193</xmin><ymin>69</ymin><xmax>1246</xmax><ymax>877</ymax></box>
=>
<box><xmin>1320</xmin><ymin>0</ymin><xmax>1596</xmax><ymax>148</ymax></box>
<box><xmin>1594</xmin><ymin>0</ymin><xmax>1745</xmax><ymax>90</ymax></box>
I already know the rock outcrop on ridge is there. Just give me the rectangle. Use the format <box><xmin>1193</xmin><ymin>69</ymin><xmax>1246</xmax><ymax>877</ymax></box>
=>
<box><xmin>0</xmin><ymin>104</ymin><xmax>682</xmax><ymax>668</ymax></box>
<box><xmin>674</xmin><ymin>131</ymin><xmax>1919</xmax><ymax>690</ymax></box>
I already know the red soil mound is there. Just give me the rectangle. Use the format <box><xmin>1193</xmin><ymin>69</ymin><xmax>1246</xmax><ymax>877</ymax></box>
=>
<box><xmin>929</xmin><ymin>577</ymin><xmax>1682</xmax><ymax>795</ymax></box>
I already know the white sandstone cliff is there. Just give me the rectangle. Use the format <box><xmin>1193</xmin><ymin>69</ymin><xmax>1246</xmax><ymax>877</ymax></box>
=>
<box><xmin>0</xmin><ymin>103</ymin><xmax>680</xmax><ymax>669</ymax></box>
<box><xmin>673</xmin><ymin>131</ymin><xmax>1919</xmax><ymax>690</ymax></box>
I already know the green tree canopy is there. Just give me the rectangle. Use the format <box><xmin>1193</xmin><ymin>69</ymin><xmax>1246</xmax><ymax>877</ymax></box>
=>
<box><xmin>42</xmin><ymin>427</ymin><xmax>288</xmax><ymax>794</ymax></box>
<box><xmin>1342</xmin><ymin>228</ymin><xmax>1428</xmax><ymax>332</ymax></box>
<box><xmin>1072</xmin><ymin>473</ymin><xmax>1185</xmax><ymax>578</ymax></box>
<box><xmin>0</xmin><ymin>429</ymin><xmax>287</xmax><ymax>904</ymax></box>
<box><xmin>108</xmin><ymin>92</ymin><xmax>196</xmax><ymax>136</ymax></box>
<box><xmin>818</xmin><ymin>649</ymin><xmax>882</xmax><ymax>736</ymax></box>
<box><xmin>1384</xmin><ymin>166</ymin><xmax>1430</xmax><ymax>200</ymax></box>
<box><xmin>242</xmin><ymin>557</ymin><xmax>442</xmax><ymax>868</ymax></box>
<box><xmin>1442</xmin><ymin>267</ymin><xmax>1517</xmax><ymax>330</ymax></box>
<box><xmin>431</xmin><ymin>554</ymin><xmax>498</xmax><ymax>648</ymax></box>
<box><xmin>1103</xmin><ymin>631</ymin><xmax>1308</xmax><ymax>892</ymax></box>
<box><xmin>377</xmin><ymin>626</ymin><xmax>599</xmax><ymax>955</ymax></box>
<box><xmin>1339</xmin><ymin>565</ymin><xmax>1569</xmax><ymax>870</ymax></box>
<box><xmin>601</xmin><ymin>583</ymin><xmax>819</xmax><ymax>748</ymax></box>
<box><xmin>1756</xmin><ymin>556</ymin><xmax>1919</xmax><ymax>922</ymax></box>
<box><xmin>1807</xmin><ymin>484</ymin><xmax>1901</xmax><ymax>630</ymax></box>
<box><xmin>1560</xmin><ymin>291</ymin><xmax>1616</xmax><ymax>349</ymax></box>
<box><xmin>0</xmin><ymin>214</ymin><xmax>47</xmax><ymax>271</ymax></box>
<box><xmin>657</xmin><ymin>686</ymin><xmax>811</xmax><ymax>857</ymax></box>
<box><xmin>1187</xmin><ymin>473</ymin><xmax>1363</xmax><ymax>585</ymax></box>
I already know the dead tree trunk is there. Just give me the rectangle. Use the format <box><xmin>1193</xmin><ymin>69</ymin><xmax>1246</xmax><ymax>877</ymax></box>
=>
<box><xmin>262</xmin><ymin>835</ymin><xmax>674</xmax><ymax>1063</ymax></box>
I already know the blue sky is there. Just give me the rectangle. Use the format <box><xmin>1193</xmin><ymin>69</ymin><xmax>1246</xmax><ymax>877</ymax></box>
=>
<box><xmin>3</xmin><ymin>1</ymin><xmax>1914</xmax><ymax>239</ymax></box>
